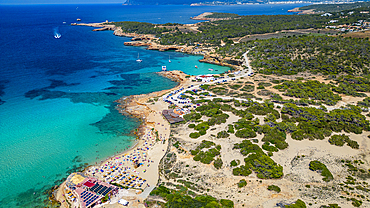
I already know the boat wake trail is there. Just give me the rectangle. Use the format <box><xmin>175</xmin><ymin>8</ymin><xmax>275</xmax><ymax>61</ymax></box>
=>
<box><xmin>54</xmin><ymin>27</ymin><xmax>61</xmax><ymax>39</ymax></box>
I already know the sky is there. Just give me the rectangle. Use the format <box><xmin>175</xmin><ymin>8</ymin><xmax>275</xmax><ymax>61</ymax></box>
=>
<box><xmin>0</xmin><ymin>0</ymin><xmax>126</xmax><ymax>4</ymax></box>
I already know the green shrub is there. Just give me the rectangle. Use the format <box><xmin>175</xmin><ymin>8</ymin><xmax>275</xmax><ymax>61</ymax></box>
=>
<box><xmin>240</xmin><ymin>85</ymin><xmax>255</xmax><ymax>92</ymax></box>
<box><xmin>191</xmin><ymin>140</ymin><xmax>220</xmax><ymax>165</ymax></box>
<box><xmin>235</xmin><ymin>128</ymin><xmax>257</xmax><ymax>138</ymax></box>
<box><xmin>189</xmin><ymin>132</ymin><xmax>201</xmax><ymax>139</ymax></box>
<box><xmin>217</xmin><ymin>131</ymin><xmax>230</xmax><ymax>138</ymax></box>
<box><xmin>183</xmin><ymin>112</ymin><xmax>202</xmax><ymax>122</ymax></box>
<box><xmin>328</xmin><ymin>134</ymin><xmax>347</xmax><ymax>146</ymax></box>
<box><xmin>351</xmin><ymin>198</ymin><xmax>362</xmax><ymax>207</ymax></box>
<box><xmin>230</xmin><ymin>160</ymin><xmax>238</xmax><ymax>167</ymax></box>
<box><xmin>190</xmin><ymin>149</ymin><xmax>199</xmax><ymax>155</ymax></box>
<box><xmin>232</xmin><ymin>165</ymin><xmax>252</xmax><ymax>176</ymax></box>
<box><xmin>261</xmin><ymin>127</ymin><xmax>288</xmax><ymax>150</ymax></box>
<box><xmin>320</xmin><ymin>204</ymin><xmax>340</xmax><ymax>208</ymax></box>
<box><xmin>213</xmin><ymin>158</ymin><xmax>223</xmax><ymax>169</ymax></box>
<box><xmin>245</xmin><ymin>153</ymin><xmax>283</xmax><ymax>179</ymax></box>
<box><xmin>329</xmin><ymin>134</ymin><xmax>359</xmax><ymax>149</ymax></box>
<box><xmin>229</xmin><ymin>84</ymin><xmax>242</xmax><ymax>90</ymax></box>
<box><xmin>267</xmin><ymin>185</ymin><xmax>281</xmax><ymax>193</ymax></box>
<box><xmin>194</xmin><ymin>122</ymin><xmax>210</xmax><ymax>131</ymax></box>
<box><xmin>309</xmin><ymin>160</ymin><xmax>333</xmax><ymax>182</ymax></box>
<box><xmin>285</xmin><ymin>199</ymin><xmax>306</xmax><ymax>208</ymax></box>
<box><xmin>188</xmin><ymin>124</ymin><xmax>196</xmax><ymax>128</ymax></box>
<box><xmin>237</xmin><ymin>179</ymin><xmax>247</xmax><ymax>188</ymax></box>
<box><xmin>262</xmin><ymin>143</ymin><xmax>279</xmax><ymax>152</ymax></box>
<box><xmin>199</xmin><ymin>129</ymin><xmax>207</xmax><ymax>135</ymax></box>
<box><xmin>150</xmin><ymin>184</ymin><xmax>231</xmax><ymax>207</ymax></box>
<box><xmin>220</xmin><ymin>199</ymin><xmax>234</xmax><ymax>208</ymax></box>
<box><xmin>346</xmin><ymin>139</ymin><xmax>359</xmax><ymax>149</ymax></box>
<box><xmin>233</xmin><ymin>140</ymin><xmax>283</xmax><ymax>179</ymax></box>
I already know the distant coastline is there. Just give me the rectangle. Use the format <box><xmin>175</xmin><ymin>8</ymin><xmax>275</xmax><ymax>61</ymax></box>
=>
<box><xmin>124</xmin><ymin>0</ymin><xmax>361</xmax><ymax>6</ymax></box>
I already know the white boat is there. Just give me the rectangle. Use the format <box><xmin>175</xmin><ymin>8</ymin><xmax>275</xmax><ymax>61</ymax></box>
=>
<box><xmin>54</xmin><ymin>33</ymin><xmax>61</xmax><ymax>39</ymax></box>
<box><xmin>208</xmin><ymin>68</ymin><xmax>213</xmax><ymax>71</ymax></box>
<box><xmin>162</xmin><ymin>66</ymin><xmax>167</xmax><ymax>71</ymax></box>
<box><xmin>169</xmin><ymin>55</ymin><xmax>171</xmax><ymax>63</ymax></box>
<box><xmin>136</xmin><ymin>53</ymin><xmax>142</xmax><ymax>63</ymax></box>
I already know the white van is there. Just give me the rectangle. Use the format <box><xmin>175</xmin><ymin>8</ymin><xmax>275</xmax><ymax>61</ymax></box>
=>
<box><xmin>118</xmin><ymin>199</ymin><xmax>129</xmax><ymax>206</ymax></box>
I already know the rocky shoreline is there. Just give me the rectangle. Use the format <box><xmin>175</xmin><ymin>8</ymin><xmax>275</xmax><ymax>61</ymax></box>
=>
<box><xmin>72</xmin><ymin>22</ymin><xmax>243</xmax><ymax>72</ymax></box>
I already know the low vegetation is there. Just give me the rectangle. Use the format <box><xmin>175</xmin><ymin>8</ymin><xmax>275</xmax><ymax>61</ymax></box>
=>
<box><xmin>159</xmin><ymin>14</ymin><xmax>330</xmax><ymax>46</ymax></box>
<box><xmin>267</xmin><ymin>185</ymin><xmax>281</xmax><ymax>193</ymax></box>
<box><xmin>191</xmin><ymin>140</ymin><xmax>221</xmax><ymax>165</ymax></box>
<box><xmin>204</xmin><ymin>12</ymin><xmax>240</xmax><ymax>19</ymax></box>
<box><xmin>285</xmin><ymin>199</ymin><xmax>306</xmax><ymax>208</ymax></box>
<box><xmin>233</xmin><ymin>140</ymin><xmax>283</xmax><ymax>179</ymax></box>
<box><xmin>329</xmin><ymin>134</ymin><xmax>359</xmax><ymax>149</ymax></box>
<box><xmin>237</xmin><ymin>179</ymin><xmax>247</xmax><ymax>188</ymax></box>
<box><xmin>111</xmin><ymin>21</ymin><xmax>171</xmax><ymax>35</ymax></box>
<box><xmin>309</xmin><ymin>160</ymin><xmax>334</xmax><ymax>182</ymax></box>
<box><xmin>282</xmin><ymin>103</ymin><xmax>369</xmax><ymax>140</ymax></box>
<box><xmin>150</xmin><ymin>185</ymin><xmax>234</xmax><ymax>207</ymax></box>
<box><xmin>273</xmin><ymin>80</ymin><xmax>341</xmax><ymax>106</ymax></box>
<box><xmin>213</xmin><ymin>158</ymin><xmax>223</xmax><ymax>169</ymax></box>
<box><xmin>219</xmin><ymin>35</ymin><xmax>370</xmax><ymax>76</ymax></box>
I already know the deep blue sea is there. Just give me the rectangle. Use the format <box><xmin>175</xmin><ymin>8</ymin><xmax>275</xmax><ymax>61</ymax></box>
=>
<box><xmin>0</xmin><ymin>3</ymin><xmax>308</xmax><ymax>207</ymax></box>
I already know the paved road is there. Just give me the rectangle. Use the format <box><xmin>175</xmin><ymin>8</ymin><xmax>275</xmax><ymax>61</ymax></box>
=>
<box><xmin>162</xmin><ymin>48</ymin><xmax>255</xmax><ymax>105</ymax></box>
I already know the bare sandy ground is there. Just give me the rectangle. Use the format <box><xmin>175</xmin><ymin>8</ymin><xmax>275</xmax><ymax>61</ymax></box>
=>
<box><xmin>165</xmin><ymin>114</ymin><xmax>370</xmax><ymax>207</ymax></box>
<box><xmin>157</xmin><ymin>74</ymin><xmax>370</xmax><ymax>207</ymax></box>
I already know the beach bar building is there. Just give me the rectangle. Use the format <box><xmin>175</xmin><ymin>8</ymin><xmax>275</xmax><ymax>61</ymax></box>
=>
<box><xmin>65</xmin><ymin>172</ymin><xmax>119</xmax><ymax>208</ymax></box>
<box><xmin>195</xmin><ymin>74</ymin><xmax>214</xmax><ymax>82</ymax></box>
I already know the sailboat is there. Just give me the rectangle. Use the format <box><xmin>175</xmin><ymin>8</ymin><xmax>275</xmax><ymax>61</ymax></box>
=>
<box><xmin>136</xmin><ymin>53</ymin><xmax>142</xmax><ymax>63</ymax></box>
<box><xmin>168</xmin><ymin>55</ymin><xmax>171</xmax><ymax>63</ymax></box>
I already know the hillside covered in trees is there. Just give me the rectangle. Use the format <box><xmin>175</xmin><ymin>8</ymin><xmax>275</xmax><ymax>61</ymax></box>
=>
<box><xmin>248</xmin><ymin>35</ymin><xmax>370</xmax><ymax>75</ymax></box>
<box><xmin>158</xmin><ymin>14</ymin><xmax>330</xmax><ymax>45</ymax></box>
<box><xmin>300</xmin><ymin>1</ymin><xmax>370</xmax><ymax>13</ymax></box>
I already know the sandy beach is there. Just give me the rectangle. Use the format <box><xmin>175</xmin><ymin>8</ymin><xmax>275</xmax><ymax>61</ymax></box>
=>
<box><xmin>54</xmin><ymin>70</ymin><xmax>192</xmax><ymax>208</ymax></box>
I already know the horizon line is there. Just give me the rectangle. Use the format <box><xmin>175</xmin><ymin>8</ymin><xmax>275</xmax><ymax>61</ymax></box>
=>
<box><xmin>0</xmin><ymin>2</ymin><xmax>128</xmax><ymax>5</ymax></box>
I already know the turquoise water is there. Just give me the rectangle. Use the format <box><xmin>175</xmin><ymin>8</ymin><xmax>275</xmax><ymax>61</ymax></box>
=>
<box><xmin>127</xmin><ymin>52</ymin><xmax>230</xmax><ymax>75</ymax></box>
<box><xmin>0</xmin><ymin>3</ymin><xmax>308</xmax><ymax>207</ymax></box>
<box><xmin>0</xmin><ymin>72</ymin><xmax>178</xmax><ymax>207</ymax></box>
